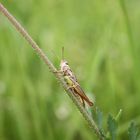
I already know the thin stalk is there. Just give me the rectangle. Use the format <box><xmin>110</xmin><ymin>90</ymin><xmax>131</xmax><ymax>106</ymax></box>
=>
<box><xmin>0</xmin><ymin>3</ymin><xmax>104</xmax><ymax>140</ymax></box>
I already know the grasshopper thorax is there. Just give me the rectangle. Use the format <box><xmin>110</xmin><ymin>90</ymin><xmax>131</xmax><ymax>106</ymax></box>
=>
<box><xmin>60</xmin><ymin>59</ymin><xmax>77</xmax><ymax>82</ymax></box>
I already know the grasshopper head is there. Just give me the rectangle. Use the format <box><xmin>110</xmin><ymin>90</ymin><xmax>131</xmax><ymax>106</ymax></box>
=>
<box><xmin>60</xmin><ymin>60</ymin><xmax>69</xmax><ymax>67</ymax></box>
<box><xmin>60</xmin><ymin>60</ymin><xmax>70</xmax><ymax>72</ymax></box>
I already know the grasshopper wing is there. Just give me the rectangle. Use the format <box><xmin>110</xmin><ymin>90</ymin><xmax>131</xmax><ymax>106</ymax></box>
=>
<box><xmin>69</xmin><ymin>77</ymin><xmax>94</xmax><ymax>106</ymax></box>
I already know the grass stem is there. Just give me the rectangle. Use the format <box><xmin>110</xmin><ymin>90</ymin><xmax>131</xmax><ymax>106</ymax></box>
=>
<box><xmin>0</xmin><ymin>3</ymin><xmax>104</xmax><ymax>140</ymax></box>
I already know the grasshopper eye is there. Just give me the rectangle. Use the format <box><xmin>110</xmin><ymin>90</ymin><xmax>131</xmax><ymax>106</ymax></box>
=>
<box><xmin>66</xmin><ymin>62</ymin><xmax>68</xmax><ymax>65</ymax></box>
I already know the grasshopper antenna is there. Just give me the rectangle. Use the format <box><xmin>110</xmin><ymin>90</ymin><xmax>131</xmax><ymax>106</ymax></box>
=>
<box><xmin>62</xmin><ymin>47</ymin><xmax>64</xmax><ymax>60</ymax></box>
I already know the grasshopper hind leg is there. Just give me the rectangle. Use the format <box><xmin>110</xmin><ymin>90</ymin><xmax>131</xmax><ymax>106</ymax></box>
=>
<box><xmin>73</xmin><ymin>92</ymin><xmax>85</xmax><ymax>108</ymax></box>
<box><xmin>81</xmin><ymin>98</ymin><xmax>85</xmax><ymax>108</ymax></box>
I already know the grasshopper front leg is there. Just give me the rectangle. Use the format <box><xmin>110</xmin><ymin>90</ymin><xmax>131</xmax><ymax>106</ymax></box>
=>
<box><xmin>53</xmin><ymin>70</ymin><xmax>64</xmax><ymax>76</ymax></box>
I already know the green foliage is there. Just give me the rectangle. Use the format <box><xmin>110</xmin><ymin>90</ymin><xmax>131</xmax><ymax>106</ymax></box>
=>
<box><xmin>96</xmin><ymin>108</ymin><xmax>105</xmax><ymax>138</ymax></box>
<box><xmin>96</xmin><ymin>108</ymin><xmax>103</xmax><ymax>130</ymax></box>
<box><xmin>115</xmin><ymin>109</ymin><xmax>122</xmax><ymax>123</ymax></box>
<box><xmin>128</xmin><ymin>121</ymin><xmax>140</xmax><ymax>140</ymax></box>
<box><xmin>107</xmin><ymin>114</ymin><xmax>118</xmax><ymax>140</ymax></box>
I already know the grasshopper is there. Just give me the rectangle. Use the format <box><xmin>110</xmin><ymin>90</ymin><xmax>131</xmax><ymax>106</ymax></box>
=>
<box><xmin>58</xmin><ymin>47</ymin><xmax>93</xmax><ymax>107</ymax></box>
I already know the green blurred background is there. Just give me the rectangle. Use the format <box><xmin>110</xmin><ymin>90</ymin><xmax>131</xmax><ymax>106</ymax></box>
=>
<box><xmin>0</xmin><ymin>0</ymin><xmax>140</xmax><ymax>140</ymax></box>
